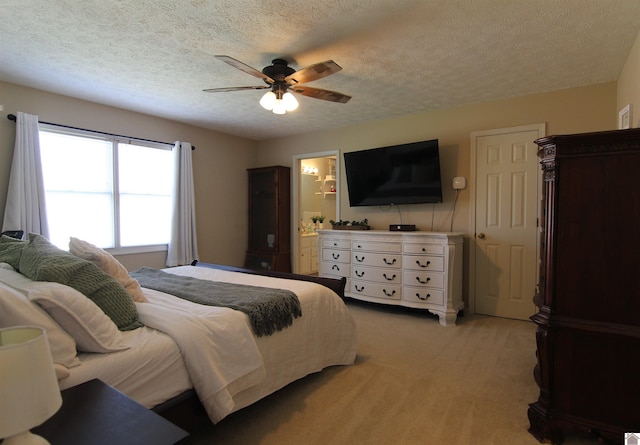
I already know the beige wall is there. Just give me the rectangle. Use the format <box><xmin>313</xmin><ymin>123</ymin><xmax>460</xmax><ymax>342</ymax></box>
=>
<box><xmin>0</xmin><ymin>81</ymin><xmax>258</xmax><ymax>268</ymax></box>
<box><xmin>617</xmin><ymin>29</ymin><xmax>640</xmax><ymax>128</ymax></box>
<box><xmin>0</xmin><ymin>79</ymin><xmax>624</xmax><ymax>306</ymax></box>
<box><xmin>256</xmin><ymin>82</ymin><xmax>616</xmax><ymax>231</ymax></box>
<box><xmin>255</xmin><ymin>82</ymin><xmax>617</xmax><ymax>305</ymax></box>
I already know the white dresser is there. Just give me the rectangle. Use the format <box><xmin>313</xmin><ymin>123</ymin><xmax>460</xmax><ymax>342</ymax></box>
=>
<box><xmin>318</xmin><ymin>230</ymin><xmax>464</xmax><ymax>326</ymax></box>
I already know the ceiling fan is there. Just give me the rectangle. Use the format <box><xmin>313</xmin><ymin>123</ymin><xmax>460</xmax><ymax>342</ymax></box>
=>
<box><xmin>204</xmin><ymin>55</ymin><xmax>351</xmax><ymax>114</ymax></box>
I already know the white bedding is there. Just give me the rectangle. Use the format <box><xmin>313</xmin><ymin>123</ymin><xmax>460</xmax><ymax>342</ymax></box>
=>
<box><xmin>58</xmin><ymin>326</ymin><xmax>192</xmax><ymax>408</ymax></box>
<box><xmin>3</xmin><ymin>264</ymin><xmax>357</xmax><ymax>424</ymax></box>
<box><xmin>136</xmin><ymin>266</ymin><xmax>357</xmax><ymax>423</ymax></box>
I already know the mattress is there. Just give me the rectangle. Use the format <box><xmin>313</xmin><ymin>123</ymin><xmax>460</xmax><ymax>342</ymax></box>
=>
<box><xmin>58</xmin><ymin>325</ymin><xmax>192</xmax><ymax>409</ymax></box>
<box><xmin>141</xmin><ymin>266</ymin><xmax>358</xmax><ymax>422</ymax></box>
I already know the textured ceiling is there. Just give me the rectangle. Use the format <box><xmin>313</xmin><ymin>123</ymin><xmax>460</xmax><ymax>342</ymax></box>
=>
<box><xmin>1</xmin><ymin>0</ymin><xmax>639</xmax><ymax>141</ymax></box>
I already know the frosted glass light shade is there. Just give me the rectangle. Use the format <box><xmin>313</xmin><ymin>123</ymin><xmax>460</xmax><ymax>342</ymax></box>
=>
<box><xmin>259</xmin><ymin>91</ymin><xmax>276</xmax><ymax>110</ymax></box>
<box><xmin>282</xmin><ymin>92</ymin><xmax>298</xmax><ymax>111</ymax></box>
<box><xmin>0</xmin><ymin>326</ymin><xmax>62</xmax><ymax>445</ymax></box>
<box><xmin>272</xmin><ymin>100</ymin><xmax>286</xmax><ymax>114</ymax></box>
<box><xmin>260</xmin><ymin>90</ymin><xmax>298</xmax><ymax>114</ymax></box>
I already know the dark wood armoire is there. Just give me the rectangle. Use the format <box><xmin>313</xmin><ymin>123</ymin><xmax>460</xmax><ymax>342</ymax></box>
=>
<box><xmin>245</xmin><ymin>166</ymin><xmax>291</xmax><ymax>273</ymax></box>
<box><xmin>528</xmin><ymin>128</ymin><xmax>640</xmax><ymax>444</ymax></box>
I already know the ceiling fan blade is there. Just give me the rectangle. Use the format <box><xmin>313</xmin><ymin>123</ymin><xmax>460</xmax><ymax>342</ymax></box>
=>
<box><xmin>291</xmin><ymin>85</ymin><xmax>351</xmax><ymax>103</ymax></box>
<box><xmin>285</xmin><ymin>60</ymin><xmax>342</xmax><ymax>85</ymax></box>
<box><xmin>215</xmin><ymin>55</ymin><xmax>275</xmax><ymax>84</ymax></box>
<box><xmin>203</xmin><ymin>86</ymin><xmax>270</xmax><ymax>93</ymax></box>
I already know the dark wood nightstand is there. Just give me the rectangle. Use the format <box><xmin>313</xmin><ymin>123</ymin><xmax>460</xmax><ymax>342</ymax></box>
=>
<box><xmin>33</xmin><ymin>379</ymin><xmax>189</xmax><ymax>445</ymax></box>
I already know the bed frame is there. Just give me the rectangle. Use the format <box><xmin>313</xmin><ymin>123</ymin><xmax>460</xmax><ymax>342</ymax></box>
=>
<box><xmin>152</xmin><ymin>262</ymin><xmax>347</xmax><ymax>431</ymax></box>
<box><xmin>190</xmin><ymin>261</ymin><xmax>346</xmax><ymax>298</ymax></box>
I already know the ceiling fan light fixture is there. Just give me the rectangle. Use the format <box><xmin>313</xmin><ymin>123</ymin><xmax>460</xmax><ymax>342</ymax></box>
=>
<box><xmin>260</xmin><ymin>88</ymin><xmax>297</xmax><ymax>114</ymax></box>
<box><xmin>272</xmin><ymin>100</ymin><xmax>287</xmax><ymax>114</ymax></box>
<box><xmin>260</xmin><ymin>91</ymin><xmax>277</xmax><ymax>110</ymax></box>
<box><xmin>282</xmin><ymin>92</ymin><xmax>298</xmax><ymax>111</ymax></box>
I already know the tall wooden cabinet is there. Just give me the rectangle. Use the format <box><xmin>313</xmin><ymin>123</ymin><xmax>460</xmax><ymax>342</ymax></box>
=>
<box><xmin>245</xmin><ymin>166</ymin><xmax>291</xmax><ymax>273</ymax></box>
<box><xmin>528</xmin><ymin>129</ymin><xmax>640</xmax><ymax>444</ymax></box>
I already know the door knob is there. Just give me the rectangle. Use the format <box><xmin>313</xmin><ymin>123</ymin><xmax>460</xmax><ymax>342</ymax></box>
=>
<box><xmin>477</xmin><ymin>233</ymin><xmax>486</xmax><ymax>239</ymax></box>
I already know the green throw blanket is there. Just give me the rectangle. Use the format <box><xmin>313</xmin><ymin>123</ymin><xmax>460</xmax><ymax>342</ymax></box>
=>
<box><xmin>130</xmin><ymin>267</ymin><xmax>302</xmax><ymax>337</ymax></box>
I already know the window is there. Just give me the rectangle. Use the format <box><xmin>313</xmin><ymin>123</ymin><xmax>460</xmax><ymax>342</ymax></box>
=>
<box><xmin>39</xmin><ymin>127</ymin><xmax>174</xmax><ymax>251</ymax></box>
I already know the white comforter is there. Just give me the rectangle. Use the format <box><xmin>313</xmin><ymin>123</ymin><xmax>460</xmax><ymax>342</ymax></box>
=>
<box><xmin>136</xmin><ymin>266</ymin><xmax>357</xmax><ymax>423</ymax></box>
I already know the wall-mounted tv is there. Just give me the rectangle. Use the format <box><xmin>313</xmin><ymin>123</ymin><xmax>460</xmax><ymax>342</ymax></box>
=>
<box><xmin>343</xmin><ymin>139</ymin><xmax>443</xmax><ymax>207</ymax></box>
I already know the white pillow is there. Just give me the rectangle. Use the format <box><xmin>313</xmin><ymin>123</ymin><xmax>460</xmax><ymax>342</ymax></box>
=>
<box><xmin>0</xmin><ymin>281</ymin><xmax>80</xmax><ymax>368</ymax></box>
<box><xmin>27</xmin><ymin>282</ymin><xmax>131</xmax><ymax>353</ymax></box>
<box><xmin>55</xmin><ymin>363</ymin><xmax>71</xmax><ymax>381</ymax></box>
<box><xmin>69</xmin><ymin>237</ymin><xmax>148</xmax><ymax>303</ymax></box>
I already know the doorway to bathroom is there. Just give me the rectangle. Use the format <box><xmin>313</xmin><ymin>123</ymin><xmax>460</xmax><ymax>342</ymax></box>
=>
<box><xmin>292</xmin><ymin>151</ymin><xmax>340</xmax><ymax>274</ymax></box>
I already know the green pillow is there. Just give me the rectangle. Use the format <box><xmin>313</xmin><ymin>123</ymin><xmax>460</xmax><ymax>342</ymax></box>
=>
<box><xmin>19</xmin><ymin>233</ymin><xmax>142</xmax><ymax>331</ymax></box>
<box><xmin>0</xmin><ymin>235</ymin><xmax>27</xmax><ymax>269</ymax></box>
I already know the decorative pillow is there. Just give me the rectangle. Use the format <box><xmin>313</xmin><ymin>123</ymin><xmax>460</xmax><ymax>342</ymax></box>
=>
<box><xmin>0</xmin><ymin>262</ymin><xmax>16</xmax><ymax>271</ymax></box>
<box><xmin>69</xmin><ymin>237</ymin><xmax>148</xmax><ymax>303</ymax></box>
<box><xmin>27</xmin><ymin>281</ymin><xmax>131</xmax><ymax>353</ymax></box>
<box><xmin>0</xmin><ymin>280</ymin><xmax>80</xmax><ymax>369</ymax></box>
<box><xmin>18</xmin><ymin>233</ymin><xmax>142</xmax><ymax>331</ymax></box>
<box><xmin>0</xmin><ymin>235</ymin><xmax>27</xmax><ymax>270</ymax></box>
<box><xmin>54</xmin><ymin>363</ymin><xmax>71</xmax><ymax>381</ymax></box>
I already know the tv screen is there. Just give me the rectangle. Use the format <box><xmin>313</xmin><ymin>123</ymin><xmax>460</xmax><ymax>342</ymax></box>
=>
<box><xmin>344</xmin><ymin>139</ymin><xmax>443</xmax><ymax>206</ymax></box>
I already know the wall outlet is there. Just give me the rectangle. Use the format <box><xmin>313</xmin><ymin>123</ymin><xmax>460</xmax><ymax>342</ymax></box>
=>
<box><xmin>452</xmin><ymin>176</ymin><xmax>466</xmax><ymax>190</ymax></box>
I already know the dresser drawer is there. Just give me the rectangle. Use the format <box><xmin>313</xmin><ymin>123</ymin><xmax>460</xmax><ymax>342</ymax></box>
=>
<box><xmin>322</xmin><ymin>238</ymin><xmax>350</xmax><ymax>249</ymax></box>
<box><xmin>352</xmin><ymin>251</ymin><xmax>402</xmax><ymax>268</ymax></box>
<box><xmin>403</xmin><ymin>287</ymin><xmax>444</xmax><ymax>306</ymax></box>
<box><xmin>403</xmin><ymin>243</ymin><xmax>445</xmax><ymax>255</ymax></box>
<box><xmin>321</xmin><ymin>262</ymin><xmax>351</xmax><ymax>277</ymax></box>
<box><xmin>402</xmin><ymin>270</ymin><xmax>445</xmax><ymax>289</ymax></box>
<box><xmin>322</xmin><ymin>248</ymin><xmax>350</xmax><ymax>263</ymax></box>
<box><xmin>351</xmin><ymin>280</ymin><xmax>401</xmax><ymax>301</ymax></box>
<box><xmin>352</xmin><ymin>241</ymin><xmax>401</xmax><ymax>253</ymax></box>
<box><xmin>403</xmin><ymin>255</ymin><xmax>444</xmax><ymax>272</ymax></box>
<box><xmin>352</xmin><ymin>266</ymin><xmax>401</xmax><ymax>284</ymax></box>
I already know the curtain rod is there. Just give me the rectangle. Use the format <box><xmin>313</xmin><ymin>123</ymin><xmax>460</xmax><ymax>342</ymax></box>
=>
<box><xmin>6</xmin><ymin>114</ymin><xmax>195</xmax><ymax>150</ymax></box>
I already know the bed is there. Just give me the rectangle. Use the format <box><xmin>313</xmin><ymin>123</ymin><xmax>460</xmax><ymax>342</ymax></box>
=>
<box><xmin>0</xmin><ymin>234</ymin><xmax>357</xmax><ymax>427</ymax></box>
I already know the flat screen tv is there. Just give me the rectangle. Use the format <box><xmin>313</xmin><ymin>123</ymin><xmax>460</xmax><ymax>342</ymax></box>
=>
<box><xmin>344</xmin><ymin>139</ymin><xmax>443</xmax><ymax>206</ymax></box>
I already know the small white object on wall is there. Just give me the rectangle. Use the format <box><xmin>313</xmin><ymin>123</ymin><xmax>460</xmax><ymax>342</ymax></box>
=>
<box><xmin>452</xmin><ymin>177</ymin><xmax>466</xmax><ymax>190</ymax></box>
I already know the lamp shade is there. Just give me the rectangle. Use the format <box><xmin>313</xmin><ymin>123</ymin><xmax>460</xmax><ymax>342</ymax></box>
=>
<box><xmin>282</xmin><ymin>92</ymin><xmax>298</xmax><ymax>111</ymax></box>
<box><xmin>259</xmin><ymin>91</ymin><xmax>276</xmax><ymax>110</ymax></box>
<box><xmin>0</xmin><ymin>326</ymin><xmax>62</xmax><ymax>443</ymax></box>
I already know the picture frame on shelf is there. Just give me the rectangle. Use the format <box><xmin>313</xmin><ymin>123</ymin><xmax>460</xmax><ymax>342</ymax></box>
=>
<box><xmin>618</xmin><ymin>104</ymin><xmax>632</xmax><ymax>129</ymax></box>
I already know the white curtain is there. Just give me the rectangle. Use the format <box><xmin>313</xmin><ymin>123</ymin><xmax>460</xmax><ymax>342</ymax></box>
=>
<box><xmin>166</xmin><ymin>141</ymin><xmax>199</xmax><ymax>266</ymax></box>
<box><xmin>2</xmin><ymin>112</ymin><xmax>49</xmax><ymax>238</ymax></box>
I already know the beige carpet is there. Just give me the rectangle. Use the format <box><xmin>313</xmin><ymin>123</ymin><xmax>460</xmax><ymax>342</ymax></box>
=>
<box><xmin>184</xmin><ymin>301</ymin><xmax>604</xmax><ymax>445</ymax></box>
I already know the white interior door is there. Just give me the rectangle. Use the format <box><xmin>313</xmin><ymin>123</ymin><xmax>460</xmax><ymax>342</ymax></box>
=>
<box><xmin>472</xmin><ymin>125</ymin><xmax>544</xmax><ymax>320</ymax></box>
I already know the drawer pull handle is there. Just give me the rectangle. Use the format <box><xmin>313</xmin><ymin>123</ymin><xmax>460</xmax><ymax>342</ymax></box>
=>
<box><xmin>421</xmin><ymin>247</ymin><xmax>427</xmax><ymax>252</ymax></box>
<box><xmin>333</xmin><ymin>242</ymin><xmax>338</xmax><ymax>246</ymax></box>
<box><xmin>416</xmin><ymin>260</ymin><xmax>431</xmax><ymax>268</ymax></box>
<box><xmin>416</xmin><ymin>293</ymin><xmax>431</xmax><ymax>301</ymax></box>
<box><xmin>355</xmin><ymin>255</ymin><xmax>365</xmax><ymax>262</ymax></box>
<box><xmin>383</xmin><ymin>258</ymin><xmax>397</xmax><ymax>265</ymax></box>
<box><xmin>355</xmin><ymin>285</ymin><xmax>364</xmax><ymax>292</ymax></box>
<box><xmin>332</xmin><ymin>253</ymin><xmax>340</xmax><ymax>260</ymax></box>
<box><xmin>383</xmin><ymin>289</ymin><xmax>396</xmax><ymax>297</ymax></box>
<box><xmin>331</xmin><ymin>265</ymin><xmax>340</xmax><ymax>271</ymax></box>
<box><xmin>416</xmin><ymin>276</ymin><xmax>431</xmax><ymax>284</ymax></box>
<box><xmin>357</xmin><ymin>244</ymin><xmax>362</xmax><ymax>248</ymax></box>
<box><xmin>355</xmin><ymin>270</ymin><xmax>365</xmax><ymax>277</ymax></box>
<box><xmin>383</xmin><ymin>273</ymin><xmax>396</xmax><ymax>281</ymax></box>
